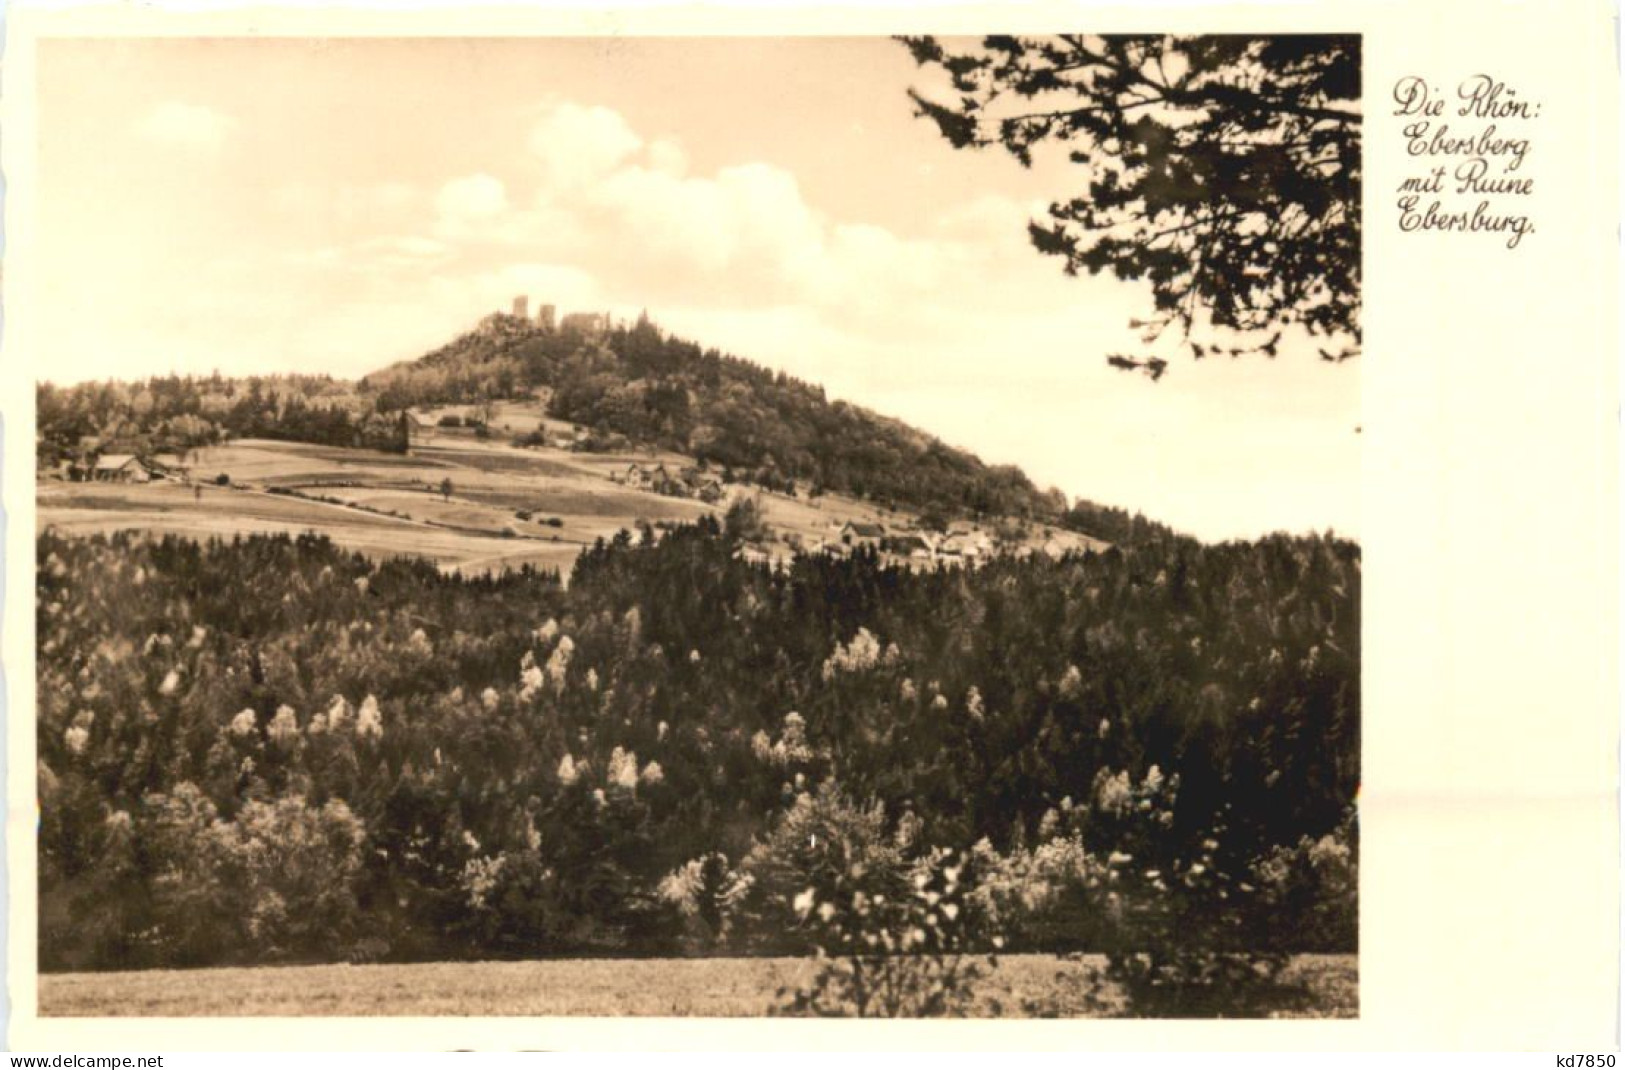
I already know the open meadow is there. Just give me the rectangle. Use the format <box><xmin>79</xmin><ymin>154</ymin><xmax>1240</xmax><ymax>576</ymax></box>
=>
<box><xmin>39</xmin><ymin>954</ymin><xmax>1356</xmax><ymax>1018</ymax></box>
<box><xmin>39</xmin><ymin>437</ymin><xmax>711</xmax><ymax>576</ymax></box>
<box><xmin>38</xmin><ymin>435</ymin><xmax>1105</xmax><ymax>576</ymax></box>
<box><xmin>37</xmin><ymin>478</ymin><xmax>583</xmax><ymax>575</ymax></box>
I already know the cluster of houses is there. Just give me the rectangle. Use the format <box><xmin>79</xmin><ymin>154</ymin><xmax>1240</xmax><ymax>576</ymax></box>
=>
<box><xmin>829</xmin><ymin>520</ymin><xmax>996</xmax><ymax>562</ymax></box>
<box><xmin>733</xmin><ymin>518</ymin><xmax>1084</xmax><ymax>569</ymax></box>
<box><xmin>58</xmin><ymin>451</ymin><xmax>192</xmax><ymax>484</ymax></box>
<box><xmin>402</xmin><ymin>406</ymin><xmax>602</xmax><ymax>454</ymax></box>
<box><xmin>615</xmin><ymin>461</ymin><xmax>727</xmax><ymax>503</ymax></box>
<box><xmin>832</xmin><ymin>519</ymin><xmax>1090</xmax><ymax>563</ymax></box>
<box><xmin>536</xmin><ymin>426</ymin><xmax>594</xmax><ymax>451</ymax></box>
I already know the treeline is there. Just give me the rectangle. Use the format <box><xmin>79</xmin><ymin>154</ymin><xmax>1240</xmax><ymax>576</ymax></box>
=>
<box><xmin>38</xmin><ymin>524</ymin><xmax>1357</xmax><ymax>970</ymax></box>
<box><xmin>36</xmin><ymin>375</ymin><xmax>405</xmax><ymax>463</ymax></box>
<box><xmin>1059</xmin><ymin>499</ymin><xmax>1181</xmax><ymax>546</ymax></box>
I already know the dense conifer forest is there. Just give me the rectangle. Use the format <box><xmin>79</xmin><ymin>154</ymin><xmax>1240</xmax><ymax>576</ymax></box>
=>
<box><xmin>37</xmin><ymin>523</ymin><xmax>1357</xmax><ymax>970</ymax></box>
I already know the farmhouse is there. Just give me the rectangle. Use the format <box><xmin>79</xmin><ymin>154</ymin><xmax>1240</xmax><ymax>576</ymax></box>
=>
<box><xmin>150</xmin><ymin>454</ymin><xmax>192</xmax><ymax>479</ymax></box>
<box><xmin>840</xmin><ymin>521</ymin><xmax>887</xmax><ymax>549</ymax></box>
<box><xmin>679</xmin><ymin>466</ymin><xmax>726</xmax><ymax>502</ymax></box>
<box><xmin>91</xmin><ymin>454</ymin><xmax>156</xmax><ymax>483</ymax></box>
<box><xmin>938</xmin><ymin>530</ymin><xmax>992</xmax><ymax>559</ymax></box>
<box><xmin>624</xmin><ymin>462</ymin><xmax>677</xmax><ymax>492</ymax></box>
<box><xmin>649</xmin><ymin>465</ymin><xmax>684</xmax><ymax>496</ymax></box>
<box><xmin>394</xmin><ymin>411</ymin><xmax>431</xmax><ymax>448</ymax></box>
<box><xmin>695</xmin><ymin>478</ymin><xmax>726</xmax><ymax>504</ymax></box>
<box><xmin>882</xmin><ymin>534</ymin><xmax>934</xmax><ymax>559</ymax></box>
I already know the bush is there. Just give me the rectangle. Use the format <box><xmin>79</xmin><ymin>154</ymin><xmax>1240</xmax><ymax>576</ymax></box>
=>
<box><xmin>1252</xmin><ymin>810</ymin><xmax>1357</xmax><ymax>953</ymax></box>
<box><xmin>1084</xmin><ymin>768</ymin><xmax>1299</xmax><ymax>1017</ymax></box>
<box><xmin>134</xmin><ymin>784</ymin><xmax>366</xmax><ymax>966</ymax></box>
<box><xmin>968</xmin><ymin>831</ymin><xmax>1110</xmax><ymax>952</ymax></box>
<box><xmin>723</xmin><ymin>498</ymin><xmax>768</xmax><ymax>545</ymax></box>
<box><xmin>774</xmin><ymin>846</ymin><xmax>997</xmax><ymax>1017</ymax></box>
<box><xmin>738</xmin><ymin>783</ymin><xmax>907</xmax><ymax>953</ymax></box>
<box><xmin>657</xmin><ymin>852</ymin><xmax>753</xmax><ymax>952</ymax></box>
<box><xmin>215</xmin><ymin>473</ymin><xmax>231</xmax><ymax>486</ymax></box>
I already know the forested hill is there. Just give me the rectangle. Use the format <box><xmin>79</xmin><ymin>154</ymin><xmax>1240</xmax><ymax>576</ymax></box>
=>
<box><xmin>37</xmin><ymin>310</ymin><xmax>1182</xmax><ymax>543</ymax></box>
<box><xmin>363</xmin><ymin>312</ymin><xmax>1094</xmax><ymax>523</ymax></box>
<box><xmin>37</xmin><ymin>523</ymin><xmax>1358</xmax><ymax>969</ymax></box>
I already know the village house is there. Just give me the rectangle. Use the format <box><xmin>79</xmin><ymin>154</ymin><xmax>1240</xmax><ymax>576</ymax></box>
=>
<box><xmin>840</xmin><ymin>521</ymin><xmax>887</xmax><ymax>550</ymax></box>
<box><xmin>882</xmin><ymin>534</ymin><xmax>935</xmax><ymax>560</ymax></box>
<box><xmin>679</xmin><ymin>466</ymin><xmax>726</xmax><ymax>503</ymax></box>
<box><xmin>150</xmin><ymin>453</ymin><xmax>192</xmax><ymax>479</ymax></box>
<box><xmin>938</xmin><ymin>529</ymin><xmax>993</xmax><ymax>560</ymax></box>
<box><xmin>398</xmin><ymin>410</ymin><xmax>430</xmax><ymax>447</ymax></box>
<box><xmin>624</xmin><ymin>462</ymin><xmax>676</xmax><ymax>492</ymax></box>
<box><xmin>91</xmin><ymin>454</ymin><xmax>156</xmax><ymax>483</ymax></box>
<box><xmin>651</xmin><ymin>465</ymin><xmax>685</xmax><ymax>496</ymax></box>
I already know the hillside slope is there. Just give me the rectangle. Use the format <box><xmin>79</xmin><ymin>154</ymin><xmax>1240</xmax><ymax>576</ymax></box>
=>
<box><xmin>363</xmin><ymin>312</ymin><xmax>1067</xmax><ymax>521</ymax></box>
<box><xmin>38</xmin><ymin>311</ymin><xmax>1179</xmax><ymax>546</ymax></box>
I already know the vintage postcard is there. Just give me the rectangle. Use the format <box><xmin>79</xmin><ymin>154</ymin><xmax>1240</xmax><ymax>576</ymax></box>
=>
<box><xmin>2</xmin><ymin>0</ymin><xmax>1617</xmax><ymax>1052</ymax></box>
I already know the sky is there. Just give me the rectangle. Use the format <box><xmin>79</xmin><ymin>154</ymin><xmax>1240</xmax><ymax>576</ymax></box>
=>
<box><xmin>34</xmin><ymin>37</ymin><xmax>1360</xmax><ymax>541</ymax></box>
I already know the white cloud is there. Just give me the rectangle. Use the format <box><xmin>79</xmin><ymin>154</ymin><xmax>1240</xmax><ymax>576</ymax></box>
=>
<box><xmin>587</xmin><ymin>161</ymin><xmax>824</xmax><ymax>291</ymax></box>
<box><xmin>396</xmin><ymin>100</ymin><xmax>1076</xmax><ymax>331</ymax></box>
<box><xmin>436</xmin><ymin>174</ymin><xmax>510</xmax><ymax>222</ymax></box>
<box><xmin>400</xmin><ymin>100</ymin><xmax>1150</xmax><ymax>364</ymax></box>
<box><xmin>647</xmin><ymin>138</ymin><xmax>689</xmax><ymax>178</ymax></box>
<box><xmin>133</xmin><ymin>102</ymin><xmax>236</xmax><ymax>152</ymax></box>
<box><xmin>527</xmin><ymin>98</ymin><xmax>644</xmax><ymax>191</ymax></box>
<box><xmin>800</xmin><ymin>222</ymin><xmax>950</xmax><ymax>318</ymax></box>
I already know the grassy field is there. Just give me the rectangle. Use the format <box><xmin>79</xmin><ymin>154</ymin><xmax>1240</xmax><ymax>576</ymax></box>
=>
<box><xmin>39</xmin><ymin>435</ymin><xmax>1109</xmax><ymax>577</ymax></box>
<box><xmin>38</xmin><ymin>480</ymin><xmax>584</xmax><ymax>576</ymax></box>
<box><xmin>38</xmin><ymin>954</ymin><xmax>1355</xmax><ymax>1018</ymax></box>
<box><xmin>38</xmin><ymin>438</ymin><xmax>708</xmax><ymax>576</ymax></box>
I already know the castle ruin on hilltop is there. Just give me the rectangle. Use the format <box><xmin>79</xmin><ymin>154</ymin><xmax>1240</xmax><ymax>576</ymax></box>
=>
<box><xmin>496</xmin><ymin>295</ymin><xmax>605</xmax><ymax>337</ymax></box>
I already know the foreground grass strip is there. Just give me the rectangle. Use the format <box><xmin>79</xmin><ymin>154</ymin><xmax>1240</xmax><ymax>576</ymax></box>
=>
<box><xmin>40</xmin><ymin>954</ymin><xmax>1356</xmax><ymax>1019</ymax></box>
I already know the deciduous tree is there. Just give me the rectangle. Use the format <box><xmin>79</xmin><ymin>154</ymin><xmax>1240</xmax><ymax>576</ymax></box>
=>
<box><xmin>901</xmin><ymin>34</ymin><xmax>1361</xmax><ymax>378</ymax></box>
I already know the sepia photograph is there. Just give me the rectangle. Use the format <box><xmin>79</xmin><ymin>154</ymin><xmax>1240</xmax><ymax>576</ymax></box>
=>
<box><xmin>26</xmin><ymin>30</ymin><xmax>1362</xmax><ymax>1021</ymax></box>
